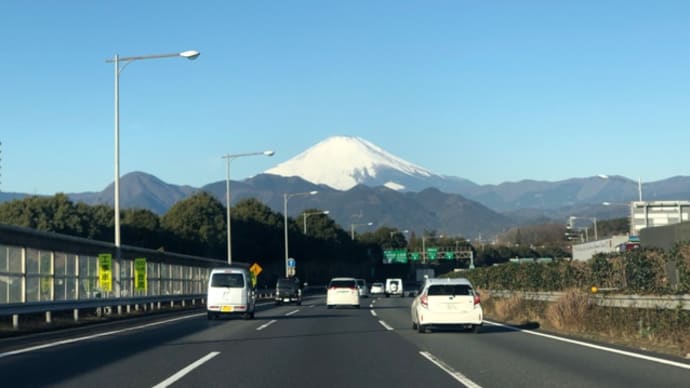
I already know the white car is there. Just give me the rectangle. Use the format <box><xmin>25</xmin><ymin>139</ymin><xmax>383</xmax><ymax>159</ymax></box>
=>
<box><xmin>206</xmin><ymin>266</ymin><xmax>256</xmax><ymax>320</ymax></box>
<box><xmin>370</xmin><ymin>282</ymin><xmax>385</xmax><ymax>295</ymax></box>
<box><xmin>355</xmin><ymin>278</ymin><xmax>369</xmax><ymax>298</ymax></box>
<box><xmin>326</xmin><ymin>277</ymin><xmax>360</xmax><ymax>309</ymax></box>
<box><xmin>411</xmin><ymin>277</ymin><xmax>483</xmax><ymax>333</ymax></box>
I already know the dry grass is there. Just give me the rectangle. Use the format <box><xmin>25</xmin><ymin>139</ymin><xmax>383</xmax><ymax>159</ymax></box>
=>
<box><xmin>481</xmin><ymin>289</ymin><xmax>690</xmax><ymax>358</ymax></box>
<box><xmin>544</xmin><ymin>288</ymin><xmax>592</xmax><ymax>331</ymax></box>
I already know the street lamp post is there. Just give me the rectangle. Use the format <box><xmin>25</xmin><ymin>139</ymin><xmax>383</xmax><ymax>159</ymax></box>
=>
<box><xmin>350</xmin><ymin>222</ymin><xmax>373</xmax><ymax>240</ymax></box>
<box><xmin>222</xmin><ymin>150</ymin><xmax>275</xmax><ymax>264</ymax></box>
<box><xmin>599</xmin><ymin>174</ymin><xmax>643</xmax><ymax>202</ymax></box>
<box><xmin>568</xmin><ymin>216</ymin><xmax>598</xmax><ymax>241</ymax></box>
<box><xmin>284</xmin><ymin>190</ymin><xmax>318</xmax><ymax>277</ymax></box>
<box><xmin>303</xmin><ymin>210</ymin><xmax>329</xmax><ymax>234</ymax></box>
<box><xmin>106</xmin><ymin>50</ymin><xmax>199</xmax><ymax>297</ymax></box>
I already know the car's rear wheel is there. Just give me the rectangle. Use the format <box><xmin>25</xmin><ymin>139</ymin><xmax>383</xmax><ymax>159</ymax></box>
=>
<box><xmin>472</xmin><ymin>324</ymin><xmax>481</xmax><ymax>334</ymax></box>
<box><xmin>207</xmin><ymin>312</ymin><xmax>215</xmax><ymax>320</ymax></box>
<box><xmin>327</xmin><ymin>305</ymin><xmax>333</xmax><ymax>309</ymax></box>
<box><xmin>412</xmin><ymin>321</ymin><xmax>418</xmax><ymax>330</ymax></box>
<box><xmin>417</xmin><ymin>323</ymin><xmax>426</xmax><ymax>333</ymax></box>
<box><xmin>355</xmin><ymin>305</ymin><xmax>360</xmax><ymax>309</ymax></box>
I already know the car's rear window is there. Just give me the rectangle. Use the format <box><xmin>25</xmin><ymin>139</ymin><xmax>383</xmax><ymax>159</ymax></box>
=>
<box><xmin>277</xmin><ymin>279</ymin><xmax>297</xmax><ymax>287</ymax></box>
<box><xmin>427</xmin><ymin>284</ymin><xmax>472</xmax><ymax>296</ymax></box>
<box><xmin>330</xmin><ymin>280</ymin><xmax>356</xmax><ymax>288</ymax></box>
<box><xmin>211</xmin><ymin>273</ymin><xmax>245</xmax><ymax>288</ymax></box>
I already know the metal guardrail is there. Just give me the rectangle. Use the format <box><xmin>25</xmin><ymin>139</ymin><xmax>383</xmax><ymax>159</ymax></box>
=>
<box><xmin>0</xmin><ymin>294</ymin><xmax>206</xmax><ymax>329</ymax></box>
<box><xmin>488</xmin><ymin>290</ymin><xmax>690</xmax><ymax>311</ymax></box>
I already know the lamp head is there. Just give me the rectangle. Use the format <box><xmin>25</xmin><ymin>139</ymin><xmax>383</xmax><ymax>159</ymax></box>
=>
<box><xmin>180</xmin><ymin>50</ymin><xmax>201</xmax><ymax>60</ymax></box>
<box><xmin>309</xmin><ymin>190</ymin><xmax>318</xmax><ymax>195</ymax></box>
<box><xmin>323</xmin><ymin>210</ymin><xmax>330</xmax><ymax>215</ymax></box>
<box><xmin>264</xmin><ymin>150</ymin><xmax>275</xmax><ymax>156</ymax></box>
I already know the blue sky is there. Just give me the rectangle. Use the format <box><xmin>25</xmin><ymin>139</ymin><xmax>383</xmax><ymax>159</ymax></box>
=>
<box><xmin>1</xmin><ymin>1</ymin><xmax>689</xmax><ymax>194</ymax></box>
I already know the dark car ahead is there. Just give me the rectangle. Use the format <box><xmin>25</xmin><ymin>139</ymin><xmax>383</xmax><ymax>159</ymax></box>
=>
<box><xmin>275</xmin><ymin>277</ymin><xmax>302</xmax><ymax>305</ymax></box>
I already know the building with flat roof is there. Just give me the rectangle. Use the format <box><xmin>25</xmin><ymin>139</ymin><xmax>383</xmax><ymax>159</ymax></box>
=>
<box><xmin>631</xmin><ymin>201</ymin><xmax>690</xmax><ymax>235</ymax></box>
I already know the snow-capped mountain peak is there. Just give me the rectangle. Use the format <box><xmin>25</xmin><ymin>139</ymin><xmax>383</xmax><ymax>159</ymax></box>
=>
<box><xmin>264</xmin><ymin>136</ymin><xmax>438</xmax><ymax>191</ymax></box>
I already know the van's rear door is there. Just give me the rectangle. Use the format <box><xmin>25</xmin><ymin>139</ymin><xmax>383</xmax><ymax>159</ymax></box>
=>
<box><xmin>209</xmin><ymin>271</ymin><xmax>247</xmax><ymax>311</ymax></box>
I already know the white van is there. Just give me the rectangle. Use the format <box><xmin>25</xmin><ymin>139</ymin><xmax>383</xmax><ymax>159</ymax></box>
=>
<box><xmin>206</xmin><ymin>267</ymin><xmax>255</xmax><ymax>320</ymax></box>
<box><xmin>385</xmin><ymin>278</ymin><xmax>404</xmax><ymax>297</ymax></box>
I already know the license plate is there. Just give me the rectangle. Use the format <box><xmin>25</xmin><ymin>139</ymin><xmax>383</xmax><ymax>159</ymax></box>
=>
<box><xmin>445</xmin><ymin>303</ymin><xmax>458</xmax><ymax>310</ymax></box>
<box><xmin>221</xmin><ymin>306</ymin><xmax>233</xmax><ymax>312</ymax></box>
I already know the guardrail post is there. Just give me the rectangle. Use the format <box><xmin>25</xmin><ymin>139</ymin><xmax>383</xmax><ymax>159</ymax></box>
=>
<box><xmin>73</xmin><ymin>309</ymin><xmax>79</xmax><ymax>322</ymax></box>
<box><xmin>182</xmin><ymin>300</ymin><xmax>186</xmax><ymax>307</ymax></box>
<box><xmin>45</xmin><ymin>311</ymin><xmax>51</xmax><ymax>324</ymax></box>
<box><xmin>12</xmin><ymin>314</ymin><xmax>19</xmax><ymax>329</ymax></box>
<box><xmin>117</xmin><ymin>305</ymin><xmax>122</xmax><ymax>315</ymax></box>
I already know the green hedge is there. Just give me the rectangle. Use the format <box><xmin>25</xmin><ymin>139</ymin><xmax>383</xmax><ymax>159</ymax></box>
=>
<box><xmin>451</xmin><ymin>242</ymin><xmax>690</xmax><ymax>294</ymax></box>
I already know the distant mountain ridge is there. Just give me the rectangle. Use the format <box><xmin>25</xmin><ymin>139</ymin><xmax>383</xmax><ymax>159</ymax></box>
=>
<box><xmin>2</xmin><ymin>135</ymin><xmax>690</xmax><ymax>237</ymax></box>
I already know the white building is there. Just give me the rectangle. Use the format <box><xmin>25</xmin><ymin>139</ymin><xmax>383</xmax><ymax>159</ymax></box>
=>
<box><xmin>572</xmin><ymin>235</ymin><xmax>630</xmax><ymax>261</ymax></box>
<box><xmin>630</xmin><ymin>201</ymin><xmax>690</xmax><ymax>235</ymax></box>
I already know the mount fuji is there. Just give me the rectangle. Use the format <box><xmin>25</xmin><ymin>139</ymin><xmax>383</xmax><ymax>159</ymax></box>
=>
<box><xmin>264</xmin><ymin>136</ymin><xmax>475</xmax><ymax>192</ymax></box>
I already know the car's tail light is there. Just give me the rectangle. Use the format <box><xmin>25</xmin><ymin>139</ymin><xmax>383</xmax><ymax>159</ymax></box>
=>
<box><xmin>420</xmin><ymin>293</ymin><xmax>428</xmax><ymax>308</ymax></box>
<box><xmin>473</xmin><ymin>293</ymin><xmax>481</xmax><ymax>305</ymax></box>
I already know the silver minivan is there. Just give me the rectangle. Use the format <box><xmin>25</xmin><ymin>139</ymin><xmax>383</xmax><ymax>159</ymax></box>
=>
<box><xmin>206</xmin><ymin>267</ymin><xmax>255</xmax><ymax>320</ymax></box>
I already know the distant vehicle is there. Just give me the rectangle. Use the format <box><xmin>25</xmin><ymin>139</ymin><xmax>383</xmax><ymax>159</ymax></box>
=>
<box><xmin>411</xmin><ymin>277</ymin><xmax>482</xmax><ymax>334</ymax></box>
<box><xmin>206</xmin><ymin>267</ymin><xmax>255</xmax><ymax>320</ymax></box>
<box><xmin>326</xmin><ymin>277</ymin><xmax>360</xmax><ymax>309</ymax></box>
<box><xmin>385</xmin><ymin>278</ymin><xmax>404</xmax><ymax>297</ymax></box>
<box><xmin>617</xmin><ymin>242</ymin><xmax>641</xmax><ymax>252</ymax></box>
<box><xmin>275</xmin><ymin>277</ymin><xmax>302</xmax><ymax>305</ymax></box>
<box><xmin>355</xmin><ymin>278</ymin><xmax>369</xmax><ymax>298</ymax></box>
<box><xmin>370</xmin><ymin>282</ymin><xmax>385</xmax><ymax>295</ymax></box>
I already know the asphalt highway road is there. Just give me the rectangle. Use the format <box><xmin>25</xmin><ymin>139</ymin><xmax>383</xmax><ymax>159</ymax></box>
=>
<box><xmin>0</xmin><ymin>295</ymin><xmax>689</xmax><ymax>387</ymax></box>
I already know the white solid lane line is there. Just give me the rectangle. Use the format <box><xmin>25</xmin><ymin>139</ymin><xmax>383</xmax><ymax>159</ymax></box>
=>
<box><xmin>152</xmin><ymin>351</ymin><xmax>220</xmax><ymax>388</ymax></box>
<box><xmin>370</xmin><ymin>310</ymin><xmax>377</xmax><ymax>317</ymax></box>
<box><xmin>256</xmin><ymin>320</ymin><xmax>277</xmax><ymax>331</ymax></box>
<box><xmin>0</xmin><ymin>313</ymin><xmax>204</xmax><ymax>359</ymax></box>
<box><xmin>420</xmin><ymin>351</ymin><xmax>482</xmax><ymax>388</ymax></box>
<box><xmin>285</xmin><ymin>309</ymin><xmax>300</xmax><ymax>316</ymax></box>
<box><xmin>484</xmin><ymin>320</ymin><xmax>690</xmax><ymax>370</ymax></box>
<box><xmin>378</xmin><ymin>320</ymin><xmax>394</xmax><ymax>331</ymax></box>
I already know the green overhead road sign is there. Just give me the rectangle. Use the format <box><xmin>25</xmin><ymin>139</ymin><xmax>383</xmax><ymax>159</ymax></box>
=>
<box><xmin>444</xmin><ymin>251</ymin><xmax>455</xmax><ymax>260</ymax></box>
<box><xmin>426</xmin><ymin>247</ymin><xmax>439</xmax><ymax>260</ymax></box>
<box><xmin>410</xmin><ymin>252</ymin><xmax>421</xmax><ymax>262</ymax></box>
<box><xmin>383</xmin><ymin>249</ymin><xmax>408</xmax><ymax>264</ymax></box>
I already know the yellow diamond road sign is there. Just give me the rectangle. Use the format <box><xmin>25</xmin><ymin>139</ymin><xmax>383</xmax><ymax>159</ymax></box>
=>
<box><xmin>250</xmin><ymin>262</ymin><xmax>263</xmax><ymax>277</ymax></box>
